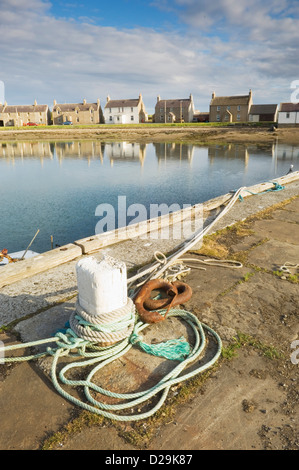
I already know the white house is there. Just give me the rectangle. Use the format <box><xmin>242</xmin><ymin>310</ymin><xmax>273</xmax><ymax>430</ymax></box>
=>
<box><xmin>104</xmin><ymin>94</ymin><xmax>147</xmax><ymax>124</ymax></box>
<box><xmin>278</xmin><ymin>103</ymin><xmax>299</xmax><ymax>126</ymax></box>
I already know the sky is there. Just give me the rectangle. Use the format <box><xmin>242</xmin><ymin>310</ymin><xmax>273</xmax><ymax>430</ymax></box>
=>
<box><xmin>0</xmin><ymin>0</ymin><xmax>299</xmax><ymax>113</ymax></box>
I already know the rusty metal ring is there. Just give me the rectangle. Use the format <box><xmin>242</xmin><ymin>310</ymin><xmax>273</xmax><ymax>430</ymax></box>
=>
<box><xmin>134</xmin><ymin>279</ymin><xmax>192</xmax><ymax>324</ymax></box>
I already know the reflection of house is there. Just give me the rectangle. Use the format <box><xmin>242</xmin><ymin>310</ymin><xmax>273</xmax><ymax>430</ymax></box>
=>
<box><xmin>54</xmin><ymin>141</ymin><xmax>105</xmax><ymax>162</ymax></box>
<box><xmin>0</xmin><ymin>101</ymin><xmax>50</xmax><ymax>126</ymax></box>
<box><xmin>278</xmin><ymin>103</ymin><xmax>299</xmax><ymax>127</ymax></box>
<box><xmin>249</xmin><ymin>104</ymin><xmax>278</xmax><ymax>122</ymax></box>
<box><xmin>0</xmin><ymin>141</ymin><xmax>54</xmax><ymax>159</ymax></box>
<box><xmin>106</xmin><ymin>142</ymin><xmax>146</xmax><ymax>165</ymax></box>
<box><xmin>154</xmin><ymin>143</ymin><xmax>194</xmax><ymax>162</ymax></box>
<box><xmin>104</xmin><ymin>95</ymin><xmax>147</xmax><ymax>124</ymax></box>
<box><xmin>52</xmin><ymin>99</ymin><xmax>103</xmax><ymax>125</ymax></box>
<box><xmin>276</xmin><ymin>143</ymin><xmax>299</xmax><ymax>161</ymax></box>
<box><xmin>155</xmin><ymin>95</ymin><xmax>195</xmax><ymax>123</ymax></box>
<box><xmin>208</xmin><ymin>143</ymin><xmax>250</xmax><ymax>163</ymax></box>
<box><xmin>209</xmin><ymin>90</ymin><xmax>253</xmax><ymax>123</ymax></box>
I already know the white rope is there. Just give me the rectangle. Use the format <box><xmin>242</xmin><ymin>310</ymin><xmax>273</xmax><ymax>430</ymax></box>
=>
<box><xmin>128</xmin><ymin>188</ymin><xmax>245</xmax><ymax>292</ymax></box>
<box><xmin>70</xmin><ymin>297</ymin><xmax>136</xmax><ymax>346</ymax></box>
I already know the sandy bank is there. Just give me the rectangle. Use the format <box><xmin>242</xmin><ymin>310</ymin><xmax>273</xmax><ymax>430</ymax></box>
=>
<box><xmin>0</xmin><ymin>125</ymin><xmax>299</xmax><ymax>144</ymax></box>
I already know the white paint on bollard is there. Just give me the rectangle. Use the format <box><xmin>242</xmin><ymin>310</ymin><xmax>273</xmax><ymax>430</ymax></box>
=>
<box><xmin>76</xmin><ymin>254</ymin><xmax>127</xmax><ymax>316</ymax></box>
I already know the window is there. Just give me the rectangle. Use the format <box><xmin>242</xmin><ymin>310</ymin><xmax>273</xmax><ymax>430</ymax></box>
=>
<box><xmin>131</xmin><ymin>115</ymin><xmax>134</xmax><ymax>121</ymax></box>
<box><xmin>109</xmin><ymin>108</ymin><xmax>111</xmax><ymax>113</ymax></box>
<box><xmin>237</xmin><ymin>114</ymin><xmax>241</xmax><ymax>121</ymax></box>
<box><xmin>76</xmin><ymin>117</ymin><xmax>79</xmax><ymax>122</ymax></box>
<box><xmin>227</xmin><ymin>106</ymin><xmax>230</xmax><ymax>110</ymax></box>
<box><xmin>286</xmin><ymin>113</ymin><xmax>290</xmax><ymax>119</ymax></box>
<box><xmin>131</xmin><ymin>107</ymin><xmax>133</xmax><ymax>112</ymax></box>
<box><xmin>237</xmin><ymin>105</ymin><xmax>241</xmax><ymax>111</ymax></box>
<box><xmin>217</xmin><ymin>106</ymin><xmax>220</xmax><ymax>111</ymax></box>
<box><xmin>109</xmin><ymin>116</ymin><xmax>112</xmax><ymax>121</ymax></box>
<box><xmin>216</xmin><ymin>114</ymin><xmax>220</xmax><ymax>121</ymax></box>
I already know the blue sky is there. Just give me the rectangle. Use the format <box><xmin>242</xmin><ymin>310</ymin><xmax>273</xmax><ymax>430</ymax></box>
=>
<box><xmin>49</xmin><ymin>1</ymin><xmax>180</xmax><ymax>30</ymax></box>
<box><xmin>0</xmin><ymin>0</ymin><xmax>299</xmax><ymax>113</ymax></box>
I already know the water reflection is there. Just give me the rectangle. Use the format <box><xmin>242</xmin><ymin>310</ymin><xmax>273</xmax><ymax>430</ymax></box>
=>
<box><xmin>1</xmin><ymin>140</ymin><xmax>298</xmax><ymax>166</ymax></box>
<box><xmin>0</xmin><ymin>139</ymin><xmax>298</xmax><ymax>253</ymax></box>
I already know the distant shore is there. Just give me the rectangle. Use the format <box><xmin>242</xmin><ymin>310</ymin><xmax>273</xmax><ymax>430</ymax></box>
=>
<box><xmin>0</xmin><ymin>124</ymin><xmax>299</xmax><ymax>144</ymax></box>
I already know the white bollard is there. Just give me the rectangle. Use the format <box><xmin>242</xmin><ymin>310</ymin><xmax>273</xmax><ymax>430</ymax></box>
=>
<box><xmin>76</xmin><ymin>254</ymin><xmax>127</xmax><ymax>316</ymax></box>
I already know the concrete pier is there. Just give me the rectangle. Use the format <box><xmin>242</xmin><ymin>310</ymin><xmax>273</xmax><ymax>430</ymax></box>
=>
<box><xmin>0</xmin><ymin>174</ymin><xmax>298</xmax><ymax>450</ymax></box>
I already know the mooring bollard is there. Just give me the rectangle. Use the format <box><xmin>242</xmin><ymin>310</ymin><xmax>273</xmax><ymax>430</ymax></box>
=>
<box><xmin>75</xmin><ymin>254</ymin><xmax>128</xmax><ymax>316</ymax></box>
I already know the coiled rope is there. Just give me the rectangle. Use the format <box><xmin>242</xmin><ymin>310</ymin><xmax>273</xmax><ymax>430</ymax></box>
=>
<box><xmin>0</xmin><ymin>305</ymin><xmax>221</xmax><ymax>421</ymax></box>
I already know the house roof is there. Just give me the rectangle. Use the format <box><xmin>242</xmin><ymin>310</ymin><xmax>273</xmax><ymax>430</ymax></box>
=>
<box><xmin>105</xmin><ymin>99</ymin><xmax>140</xmax><ymax>109</ymax></box>
<box><xmin>0</xmin><ymin>104</ymin><xmax>48</xmax><ymax>113</ymax></box>
<box><xmin>249</xmin><ymin>104</ymin><xmax>278</xmax><ymax>115</ymax></box>
<box><xmin>210</xmin><ymin>94</ymin><xmax>251</xmax><ymax>106</ymax></box>
<box><xmin>156</xmin><ymin>98</ymin><xmax>192</xmax><ymax>109</ymax></box>
<box><xmin>53</xmin><ymin>102</ymin><xmax>99</xmax><ymax>112</ymax></box>
<box><xmin>280</xmin><ymin>102</ymin><xmax>299</xmax><ymax>112</ymax></box>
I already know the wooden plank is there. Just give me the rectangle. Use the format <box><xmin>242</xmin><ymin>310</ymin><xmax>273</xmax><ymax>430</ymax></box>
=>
<box><xmin>0</xmin><ymin>244</ymin><xmax>82</xmax><ymax>289</ymax></box>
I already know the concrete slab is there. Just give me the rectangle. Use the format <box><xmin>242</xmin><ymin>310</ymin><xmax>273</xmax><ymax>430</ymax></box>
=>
<box><xmin>147</xmin><ymin>349</ymin><xmax>286</xmax><ymax>451</ymax></box>
<box><xmin>0</xmin><ymin>360</ymin><xmax>74</xmax><ymax>450</ymax></box>
<box><xmin>247</xmin><ymin>239</ymin><xmax>299</xmax><ymax>272</ymax></box>
<box><xmin>250</xmin><ymin>219</ymin><xmax>299</xmax><ymax>245</ymax></box>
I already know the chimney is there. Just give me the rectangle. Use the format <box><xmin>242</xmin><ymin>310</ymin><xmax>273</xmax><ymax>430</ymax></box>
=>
<box><xmin>53</xmin><ymin>99</ymin><xmax>57</xmax><ymax>106</ymax></box>
<box><xmin>212</xmin><ymin>91</ymin><xmax>216</xmax><ymax>99</ymax></box>
<box><xmin>34</xmin><ymin>99</ymin><xmax>37</xmax><ymax>106</ymax></box>
<box><xmin>83</xmin><ymin>98</ymin><xmax>87</xmax><ymax>105</ymax></box>
<box><xmin>157</xmin><ymin>95</ymin><xmax>161</xmax><ymax>103</ymax></box>
<box><xmin>107</xmin><ymin>95</ymin><xmax>110</xmax><ymax>103</ymax></box>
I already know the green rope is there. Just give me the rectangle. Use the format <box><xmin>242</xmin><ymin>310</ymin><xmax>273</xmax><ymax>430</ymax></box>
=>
<box><xmin>0</xmin><ymin>308</ymin><xmax>222</xmax><ymax>422</ymax></box>
<box><xmin>237</xmin><ymin>181</ymin><xmax>285</xmax><ymax>202</ymax></box>
<box><xmin>131</xmin><ymin>333</ymin><xmax>191</xmax><ymax>361</ymax></box>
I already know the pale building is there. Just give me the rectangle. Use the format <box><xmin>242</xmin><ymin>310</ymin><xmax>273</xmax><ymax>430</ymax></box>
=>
<box><xmin>0</xmin><ymin>100</ymin><xmax>50</xmax><ymax>126</ymax></box>
<box><xmin>52</xmin><ymin>99</ymin><xmax>103</xmax><ymax>125</ymax></box>
<box><xmin>278</xmin><ymin>103</ymin><xmax>299</xmax><ymax>126</ymax></box>
<box><xmin>104</xmin><ymin>94</ymin><xmax>147</xmax><ymax>124</ymax></box>
<box><xmin>209</xmin><ymin>90</ymin><xmax>253</xmax><ymax>123</ymax></box>
<box><xmin>155</xmin><ymin>95</ymin><xmax>195</xmax><ymax>123</ymax></box>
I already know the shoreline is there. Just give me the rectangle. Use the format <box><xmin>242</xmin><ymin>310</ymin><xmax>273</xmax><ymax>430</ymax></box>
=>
<box><xmin>0</xmin><ymin>125</ymin><xmax>299</xmax><ymax>144</ymax></box>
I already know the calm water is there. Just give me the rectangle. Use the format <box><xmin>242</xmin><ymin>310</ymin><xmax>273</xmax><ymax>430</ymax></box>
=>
<box><xmin>0</xmin><ymin>140</ymin><xmax>298</xmax><ymax>254</ymax></box>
